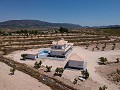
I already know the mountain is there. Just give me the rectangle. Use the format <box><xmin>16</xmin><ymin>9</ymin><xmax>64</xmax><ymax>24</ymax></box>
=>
<box><xmin>94</xmin><ymin>25</ymin><xmax>120</xmax><ymax>29</ymax></box>
<box><xmin>0</xmin><ymin>20</ymin><xmax>82</xmax><ymax>29</ymax></box>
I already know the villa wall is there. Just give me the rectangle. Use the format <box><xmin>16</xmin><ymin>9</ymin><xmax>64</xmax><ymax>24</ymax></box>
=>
<box><xmin>68</xmin><ymin>60</ymin><xmax>86</xmax><ymax>70</ymax></box>
<box><xmin>50</xmin><ymin>46</ymin><xmax>73</xmax><ymax>57</ymax></box>
<box><xmin>26</xmin><ymin>54</ymin><xmax>37</xmax><ymax>60</ymax></box>
<box><xmin>50</xmin><ymin>50</ymin><xmax>64</xmax><ymax>57</ymax></box>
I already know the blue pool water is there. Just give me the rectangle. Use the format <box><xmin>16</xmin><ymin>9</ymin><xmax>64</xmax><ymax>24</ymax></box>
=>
<box><xmin>39</xmin><ymin>50</ymin><xmax>49</xmax><ymax>55</ymax></box>
<box><xmin>37</xmin><ymin>49</ymin><xmax>66</xmax><ymax>60</ymax></box>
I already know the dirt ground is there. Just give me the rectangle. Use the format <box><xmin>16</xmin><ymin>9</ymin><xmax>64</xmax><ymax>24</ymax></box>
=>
<box><xmin>5</xmin><ymin>45</ymin><xmax>120</xmax><ymax>90</ymax></box>
<box><xmin>96</xmin><ymin>63</ymin><xmax>120</xmax><ymax>89</ymax></box>
<box><xmin>0</xmin><ymin>62</ymin><xmax>51</xmax><ymax>90</ymax></box>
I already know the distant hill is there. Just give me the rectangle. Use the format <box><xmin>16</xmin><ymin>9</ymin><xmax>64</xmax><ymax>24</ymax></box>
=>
<box><xmin>0</xmin><ymin>20</ymin><xmax>82</xmax><ymax>29</ymax></box>
<box><xmin>94</xmin><ymin>25</ymin><xmax>120</xmax><ymax>29</ymax></box>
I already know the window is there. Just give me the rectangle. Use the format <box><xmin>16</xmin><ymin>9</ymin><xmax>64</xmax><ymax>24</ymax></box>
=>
<box><xmin>58</xmin><ymin>46</ymin><xmax>61</xmax><ymax>49</ymax></box>
<box><xmin>55</xmin><ymin>46</ymin><xmax>57</xmax><ymax>49</ymax></box>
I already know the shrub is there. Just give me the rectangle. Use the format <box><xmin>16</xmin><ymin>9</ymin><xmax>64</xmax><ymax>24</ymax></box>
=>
<box><xmin>10</xmin><ymin>66</ymin><xmax>16</xmax><ymax>75</ymax></box>
<box><xmin>116</xmin><ymin>69</ymin><xmax>120</xmax><ymax>74</ymax></box>
<box><xmin>38</xmin><ymin>60</ymin><xmax>42</xmax><ymax>66</ymax></box>
<box><xmin>34</xmin><ymin>60</ymin><xmax>42</xmax><ymax>69</ymax></box>
<box><xmin>21</xmin><ymin>54</ymin><xmax>27</xmax><ymax>60</ymax></box>
<box><xmin>81</xmin><ymin>69</ymin><xmax>89</xmax><ymax>80</ymax></box>
<box><xmin>101</xmin><ymin>46</ymin><xmax>106</xmax><ymax>51</ymax></box>
<box><xmin>2</xmin><ymin>49</ymin><xmax>8</xmax><ymax>55</ymax></box>
<box><xmin>99</xmin><ymin>57</ymin><xmax>108</xmax><ymax>65</ymax></box>
<box><xmin>59</xmin><ymin>27</ymin><xmax>68</xmax><ymax>33</ymax></box>
<box><xmin>73</xmin><ymin>78</ymin><xmax>77</xmax><ymax>84</ymax></box>
<box><xmin>111</xmin><ymin>46</ymin><xmax>115</xmax><ymax>50</ymax></box>
<box><xmin>99</xmin><ymin>85</ymin><xmax>107</xmax><ymax>90</ymax></box>
<box><xmin>92</xmin><ymin>48</ymin><xmax>94</xmax><ymax>51</ymax></box>
<box><xmin>46</xmin><ymin>65</ymin><xmax>52</xmax><ymax>72</ymax></box>
<box><xmin>54</xmin><ymin>67</ymin><xmax>64</xmax><ymax>77</ymax></box>
<box><xmin>85</xmin><ymin>44</ymin><xmax>89</xmax><ymax>49</ymax></box>
<box><xmin>116</xmin><ymin>58</ymin><xmax>119</xmax><ymax>63</ymax></box>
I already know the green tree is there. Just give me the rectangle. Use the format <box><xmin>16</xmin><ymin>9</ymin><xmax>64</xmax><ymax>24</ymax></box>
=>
<box><xmin>38</xmin><ymin>60</ymin><xmax>42</xmax><ymax>65</ymax></box>
<box><xmin>46</xmin><ymin>65</ymin><xmax>52</xmax><ymax>72</ymax></box>
<box><xmin>54</xmin><ymin>67</ymin><xmax>64</xmax><ymax>77</ymax></box>
<box><xmin>34</xmin><ymin>60</ymin><xmax>42</xmax><ymax>69</ymax></box>
<box><xmin>59</xmin><ymin>27</ymin><xmax>68</xmax><ymax>33</ymax></box>
<box><xmin>99</xmin><ymin>85</ymin><xmax>107</xmax><ymax>90</ymax></box>
<box><xmin>99</xmin><ymin>57</ymin><xmax>108</xmax><ymax>65</ymax></box>
<box><xmin>81</xmin><ymin>69</ymin><xmax>89</xmax><ymax>80</ymax></box>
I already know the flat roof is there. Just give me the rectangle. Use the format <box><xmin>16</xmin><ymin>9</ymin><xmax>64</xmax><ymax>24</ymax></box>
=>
<box><xmin>52</xmin><ymin>39</ymin><xmax>68</xmax><ymax>45</ymax></box>
<box><xmin>52</xmin><ymin>38</ymin><xmax>74</xmax><ymax>46</ymax></box>
<box><xmin>26</xmin><ymin>51</ymin><xmax>39</xmax><ymax>55</ymax></box>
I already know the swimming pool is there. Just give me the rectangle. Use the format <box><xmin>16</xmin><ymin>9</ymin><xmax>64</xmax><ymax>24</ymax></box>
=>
<box><xmin>39</xmin><ymin>50</ymin><xmax>49</xmax><ymax>55</ymax></box>
<box><xmin>37</xmin><ymin>49</ymin><xmax>66</xmax><ymax>60</ymax></box>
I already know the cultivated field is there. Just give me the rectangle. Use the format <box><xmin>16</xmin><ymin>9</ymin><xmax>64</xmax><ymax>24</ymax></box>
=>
<box><xmin>0</xmin><ymin>28</ymin><xmax>120</xmax><ymax>90</ymax></box>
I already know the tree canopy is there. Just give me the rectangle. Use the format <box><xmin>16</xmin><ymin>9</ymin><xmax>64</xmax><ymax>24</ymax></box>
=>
<box><xmin>59</xmin><ymin>27</ymin><xmax>68</xmax><ymax>33</ymax></box>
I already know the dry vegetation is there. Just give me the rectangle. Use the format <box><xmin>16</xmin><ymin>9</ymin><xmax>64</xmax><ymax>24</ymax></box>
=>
<box><xmin>0</xmin><ymin>28</ymin><xmax>119</xmax><ymax>54</ymax></box>
<box><xmin>0</xmin><ymin>27</ymin><xmax>120</xmax><ymax>90</ymax></box>
<box><xmin>96</xmin><ymin>63</ymin><xmax>120</xmax><ymax>86</ymax></box>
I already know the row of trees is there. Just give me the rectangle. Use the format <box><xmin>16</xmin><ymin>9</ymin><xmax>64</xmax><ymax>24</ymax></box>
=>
<box><xmin>33</xmin><ymin>60</ymin><xmax>64</xmax><ymax>76</ymax></box>
<box><xmin>0</xmin><ymin>31</ymin><xmax>12</xmax><ymax>36</ymax></box>
<box><xmin>9</xmin><ymin>63</ymin><xmax>110</xmax><ymax>90</ymax></box>
<box><xmin>3</xmin><ymin>27</ymin><xmax>69</xmax><ymax>36</ymax></box>
<box><xmin>85</xmin><ymin>42</ymin><xmax>117</xmax><ymax>51</ymax></box>
<box><xmin>9</xmin><ymin>65</ymin><xmax>109</xmax><ymax>90</ymax></box>
<box><xmin>16</xmin><ymin>30</ymin><xmax>40</xmax><ymax>35</ymax></box>
<box><xmin>20</xmin><ymin>56</ymin><xmax>90</xmax><ymax>79</ymax></box>
<box><xmin>20</xmin><ymin>55</ymin><xmax>90</xmax><ymax>79</ymax></box>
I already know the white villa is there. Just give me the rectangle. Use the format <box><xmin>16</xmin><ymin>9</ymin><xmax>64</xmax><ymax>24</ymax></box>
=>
<box><xmin>49</xmin><ymin>38</ymin><xmax>74</xmax><ymax>58</ymax></box>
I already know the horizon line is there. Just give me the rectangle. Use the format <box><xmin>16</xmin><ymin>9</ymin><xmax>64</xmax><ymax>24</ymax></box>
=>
<box><xmin>0</xmin><ymin>19</ymin><xmax>120</xmax><ymax>27</ymax></box>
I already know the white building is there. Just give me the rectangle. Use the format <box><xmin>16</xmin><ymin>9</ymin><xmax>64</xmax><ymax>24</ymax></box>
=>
<box><xmin>49</xmin><ymin>38</ymin><xmax>73</xmax><ymax>58</ymax></box>
<box><xmin>67</xmin><ymin>53</ymin><xmax>87</xmax><ymax>70</ymax></box>
<box><xmin>26</xmin><ymin>52</ymin><xmax>38</xmax><ymax>60</ymax></box>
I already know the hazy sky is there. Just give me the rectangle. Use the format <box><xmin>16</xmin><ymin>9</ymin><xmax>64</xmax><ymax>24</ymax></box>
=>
<box><xmin>0</xmin><ymin>0</ymin><xmax>120</xmax><ymax>26</ymax></box>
